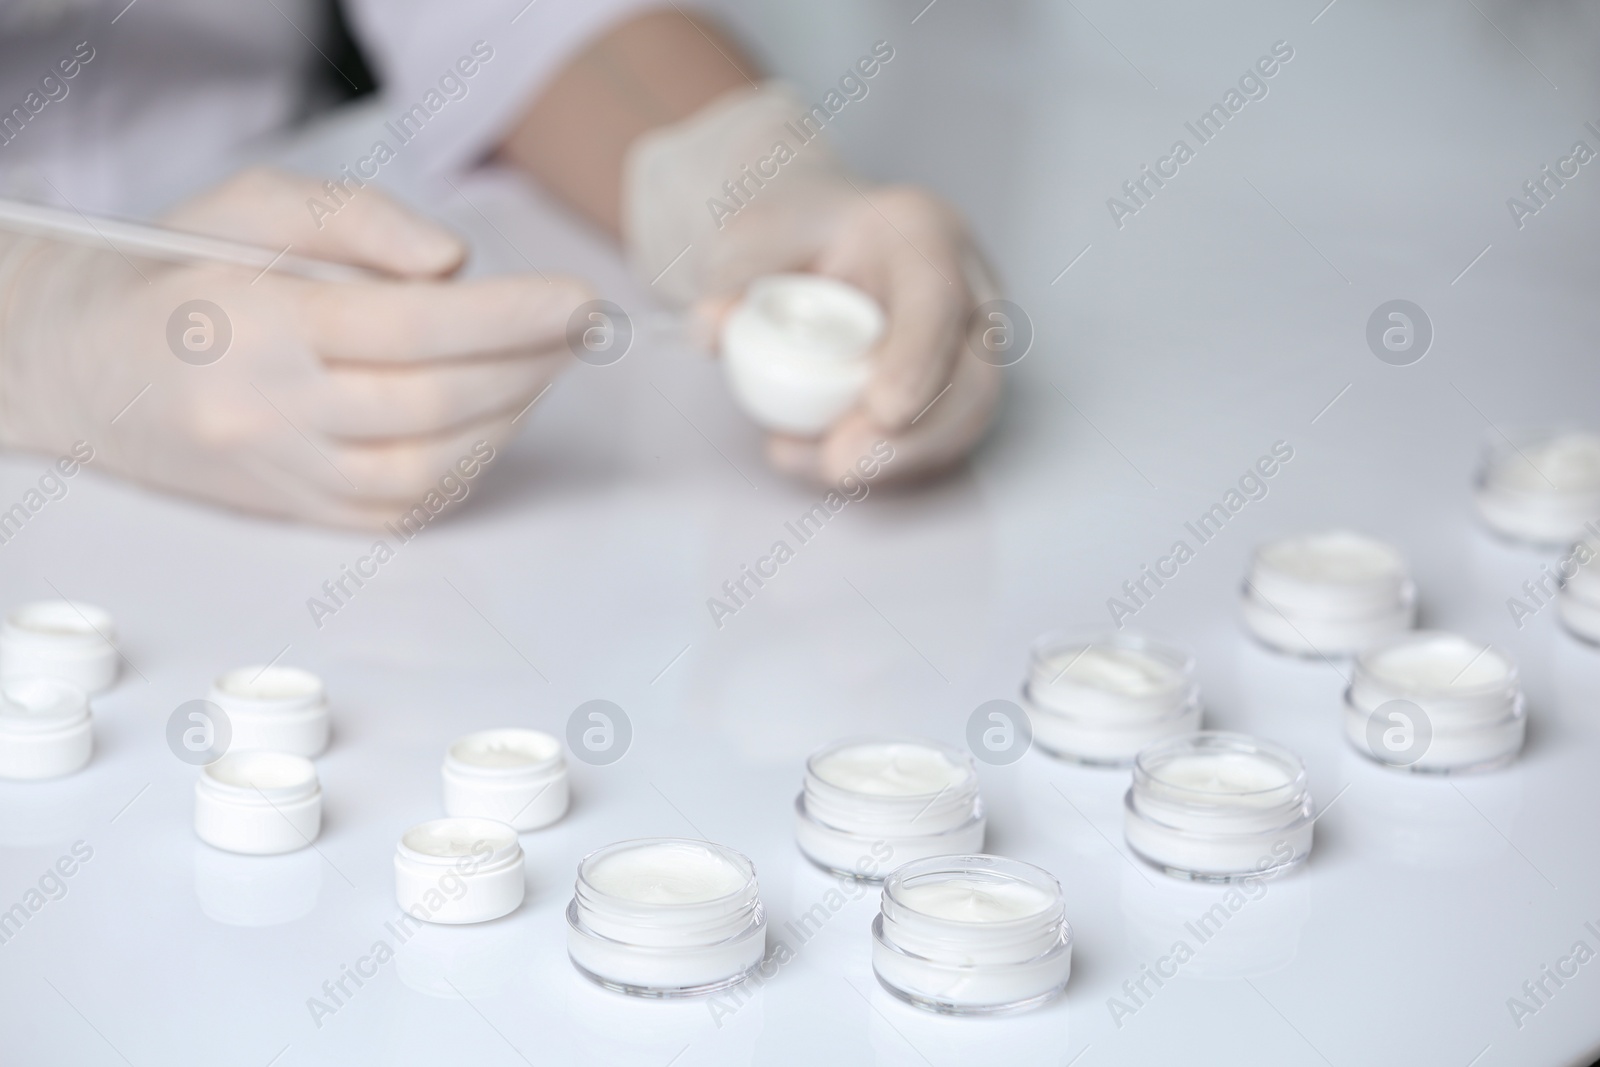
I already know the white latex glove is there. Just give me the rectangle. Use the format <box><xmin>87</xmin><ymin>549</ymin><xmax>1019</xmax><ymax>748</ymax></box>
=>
<box><xmin>625</xmin><ymin>84</ymin><xmax>1001</xmax><ymax>484</ymax></box>
<box><xmin>0</xmin><ymin>168</ymin><xmax>590</xmax><ymax>528</ymax></box>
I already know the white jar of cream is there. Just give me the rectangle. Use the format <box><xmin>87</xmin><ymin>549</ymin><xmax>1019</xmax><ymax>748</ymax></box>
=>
<box><xmin>1022</xmin><ymin>631</ymin><xmax>1201</xmax><ymax>765</ymax></box>
<box><xmin>1240</xmin><ymin>530</ymin><xmax>1417</xmax><ymax>656</ymax></box>
<box><xmin>872</xmin><ymin>855</ymin><xmax>1072</xmax><ymax>1015</ymax></box>
<box><xmin>0</xmin><ymin>677</ymin><xmax>91</xmax><ymax>780</ymax></box>
<box><xmin>794</xmin><ymin>738</ymin><xmax>985</xmax><ymax>881</ymax></box>
<box><xmin>442</xmin><ymin>728</ymin><xmax>569</xmax><ymax>831</ymax></box>
<box><xmin>394</xmin><ymin>817</ymin><xmax>526</xmax><ymax>924</ymax></box>
<box><xmin>1474</xmin><ymin>428</ymin><xmax>1600</xmax><ymax>546</ymax></box>
<box><xmin>0</xmin><ymin>600</ymin><xmax>119</xmax><ymax>694</ymax></box>
<box><xmin>194</xmin><ymin>751</ymin><xmax>322</xmax><ymax>855</ymax></box>
<box><xmin>1123</xmin><ymin>732</ymin><xmax>1314</xmax><ymax>882</ymax></box>
<box><xmin>720</xmin><ymin>273</ymin><xmax>885</xmax><ymax>436</ymax></box>
<box><xmin>1343</xmin><ymin>631</ymin><xmax>1526</xmax><ymax>773</ymax></box>
<box><xmin>566</xmin><ymin>838</ymin><xmax>766</xmax><ymax>997</ymax></box>
<box><xmin>208</xmin><ymin>665</ymin><xmax>330</xmax><ymax>758</ymax></box>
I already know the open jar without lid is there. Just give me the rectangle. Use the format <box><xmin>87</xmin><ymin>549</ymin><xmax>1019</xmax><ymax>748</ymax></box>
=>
<box><xmin>0</xmin><ymin>677</ymin><xmax>91</xmax><ymax>780</ymax></box>
<box><xmin>394</xmin><ymin>817</ymin><xmax>525</xmax><ymax>924</ymax></box>
<box><xmin>1474</xmin><ymin>428</ymin><xmax>1600</xmax><ymax>546</ymax></box>
<box><xmin>209</xmin><ymin>665</ymin><xmax>329</xmax><ymax>757</ymax></box>
<box><xmin>1240</xmin><ymin>531</ymin><xmax>1417</xmax><ymax>657</ymax></box>
<box><xmin>194</xmin><ymin>750</ymin><xmax>321</xmax><ymax>855</ymax></box>
<box><xmin>1343</xmin><ymin>631</ymin><xmax>1525</xmax><ymax>773</ymax></box>
<box><xmin>442</xmin><ymin>728</ymin><xmax>568</xmax><ymax>831</ymax></box>
<box><xmin>872</xmin><ymin>855</ymin><xmax>1072</xmax><ymax>1015</ymax></box>
<box><xmin>720</xmin><ymin>273</ymin><xmax>885</xmax><ymax>436</ymax></box>
<box><xmin>0</xmin><ymin>600</ymin><xmax>119</xmax><ymax>693</ymax></box>
<box><xmin>794</xmin><ymin>737</ymin><xmax>984</xmax><ymax>881</ymax></box>
<box><xmin>1124</xmin><ymin>732</ymin><xmax>1314</xmax><ymax>882</ymax></box>
<box><xmin>1023</xmin><ymin>631</ymin><xmax>1201</xmax><ymax>765</ymax></box>
<box><xmin>567</xmin><ymin>838</ymin><xmax>766</xmax><ymax>997</ymax></box>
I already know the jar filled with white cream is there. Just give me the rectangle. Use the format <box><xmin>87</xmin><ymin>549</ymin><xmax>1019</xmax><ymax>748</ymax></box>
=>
<box><xmin>1343</xmin><ymin>631</ymin><xmax>1526</xmax><ymax>773</ymax></box>
<box><xmin>566</xmin><ymin>838</ymin><xmax>766</xmax><ymax>997</ymax></box>
<box><xmin>1474</xmin><ymin>428</ymin><xmax>1600</xmax><ymax>546</ymax></box>
<box><xmin>442</xmin><ymin>728</ymin><xmax>568</xmax><ymax>831</ymax></box>
<box><xmin>1023</xmin><ymin>631</ymin><xmax>1200</xmax><ymax>765</ymax></box>
<box><xmin>721</xmin><ymin>273</ymin><xmax>885</xmax><ymax>436</ymax></box>
<box><xmin>0</xmin><ymin>600</ymin><xmax>119</xmax><ymax>694</ymax></box>
<box><xmin>208</xmin><ymin>665</ymin><xmax>330</xmax><ymax>758</ymax></box>
<box><xmin>1123</xmin><ymin>732</ymin><xmax>1314</xmax><ymax>882</ymax></box>
<box><xmin>794</xmin><ymin>738</ymin><xmax>985</xmax><ymax>881</ymax></box>
<box><xmin>0</xmin><ymin>677</ymin><xmax>91</xmax><ymax>780</ymax></box>
<box><xmin>1240</xmin><ymin>530</ymin><xmax>1417</xmax><ymax>657</ymax></box>
<box><xmin>872</xmin><ymin>854</ymin><xmax>1072</xmax><ymax>1015</ymax></box>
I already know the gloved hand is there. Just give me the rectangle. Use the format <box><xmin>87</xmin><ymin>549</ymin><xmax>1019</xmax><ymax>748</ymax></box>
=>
<box><xmin>0</xmin><ymin>167</ymin><xmax>591</xmax><ymax>528</ymax></box>
<box><xmin>625</xmin><ymin>85</ymin><xmax>1001</xmax><ymax>484</ymax></box>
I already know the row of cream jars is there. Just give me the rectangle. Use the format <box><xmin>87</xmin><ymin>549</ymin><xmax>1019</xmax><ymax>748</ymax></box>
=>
<box><xmin>794</xmin><ymin>738</ymin><xmax>984</xmax><ymax>880</ymax></box>
<box><xmin>1123</xmin><ymin>732</ymin><xmax>1316</xmax><ymax>882</ymax></box>
<box><xmin>1474</xmin><ymin>428</ymin><xmax>1600</xmax><ymax>546</ymax></box>
<box><xmin>567</xmin><ymin>838</ymin><xmax>766</xmax><ymax>996</ymax></box>
<box><xmin>1343</xmin><ymin>631</ymin><xmax>1526</xmax><ymax>773</ymax></box>
<box><xmin>1241</xmin><ymin>530</ymin><xmax>1417</xmax><ymax>656</ymax></box>
<box><xmin>872</xmin><ymin>855</ymin><xmax>1073</xmax><ymax>1015</ymax></box>
<box><xmin>1023</xmin><ymin>631</ymin><xmax>1201</xmax><ymax>765</ymax></box>
<box><xmin>387</xmin><ymin>728</ymin><xmax>569</xmax><ymax>924</ymax></box>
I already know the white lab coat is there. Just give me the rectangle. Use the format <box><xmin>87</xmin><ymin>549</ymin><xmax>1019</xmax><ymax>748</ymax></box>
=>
<box><xmin>0</xmin><ymin>0</ymin><xmax>662</xmax><ymax>215</ymax></box>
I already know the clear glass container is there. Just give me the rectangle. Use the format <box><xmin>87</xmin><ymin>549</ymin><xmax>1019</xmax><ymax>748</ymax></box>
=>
<box><xmin>1343</xmin><ymin>631</ymin><xmax>1525</xmax><ymax>773</ymax></box>
<box><xmin>1240</xmin><ymin>530</ymin><xmax>1417</xmax><ymax>657</ymax></box>
<box><xmin>1123</xmin><ymin>732</ymin><xmax>1314</xmax><ymax>882</ymax></box>
<box><xmin>794</xmin><ymin>737</ymin><xmax>984</xmax><ymax>881</ymax></box>
<box><xmin>1022</xmin><ymin>630</ymin><xmax>1200</xmax><ymax>766</ymax></box>
<box><xmin>872</xmin><ymin>854</ymin><xmax>1072</xmax><ymax>1015</ymax></box>
<box><xmin>1473</xmin><ymin>426</ymin><xmax>1600</xmax><ymax>546</ymax></box>
<box><xmin>566</xmin><ymin>838</ymin><xmax>766</xmax><ymax>998</ymax></box>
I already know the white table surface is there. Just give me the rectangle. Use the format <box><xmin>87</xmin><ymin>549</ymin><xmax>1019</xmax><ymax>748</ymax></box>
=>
<box><xmin>2</xmin><ymin>1</ymin><xmax>1599</xmax><ymax>1064</ymax></box>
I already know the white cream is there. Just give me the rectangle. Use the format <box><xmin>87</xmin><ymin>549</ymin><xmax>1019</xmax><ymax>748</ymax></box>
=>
<box><xmin>0</xmin><ymin>600</ymin><xmax>119</xmax><ymax>694</ymax></box>
<box><xmin>567</xmin><ymin>839</ymin><xmax>766</xmax><ymax>997</ymax></box>
<box><xmin>1241</xmin><ymin>531</ymin><xmax>1416</xmax><ymax>656</ymax></box>
<box><xmin>1023</xmin><ymin>632</ymin><xmax>1200</xmax><ymax>765</ymax></box>
<box><xmin>442</xmin><ymin>728</ymin><xmax>568</xmax><ymax>831</ymax></box>
<box><xmin>1344</xmin><ymin>631</ymin><xmax>1525</xmax><ymax>772</ymax></box>
<box><xmin>795</xmin><ymin>738</ymin><xmax>984</xmax><ymax>881</ymax></box>
<box><xmin>209</xmin><ymin>665</ymin><xmax>330</xmax><ymax>757</ymax></box>
<box><xmin>1123</xmin><ymin>732</ymin><xmax>1314</xmax><ymax>881</ymax></box>
<box><xmin>872</xmin><ymin>856</ymin><xmax>1072</xmax><ymax>1015</ymax></box>
<box><xmin>394</xmin><ymin>817</ymin><xmax>526</xmax><ymax>925</ymax></box>
<box><xmin>0</xmin><ymin>677</ymin><xmax>92</xmax><ymax>780</ymax></box>
<box><xmin>720</xmin><ymin>273</ymin><xmax>885</xmax><ymax>435</ymax></box>
<box><xmin>1476</xmin><ymin>429</ymin><xmax>1600</xmax><ymax>545</ymax></box>
<box><xmin>194</xmin><ymin>751</ymin><xmax>321</xmax><ymax>855</ymax></box>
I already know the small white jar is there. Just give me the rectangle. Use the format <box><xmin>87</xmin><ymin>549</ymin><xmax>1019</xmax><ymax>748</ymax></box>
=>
<box><xmin>872</xmin><ymin>855</ymin><xmax>1072</xmax><ymax>1016</ymax></box>
<box><xmin>1123</xmin><ymin>732</ymin><xmax>1314</xmax><ymax>882</ymax></box>
<box><xmin>194</xmin><ymin>750</ymin><xmax>322</xmax><ymax>855</ymax></box>
<box><xmin>795</xmin><ymin>738</ymin><xmax>985</xmax><ymax>881</ymax></box>
<box><xmin>721</xmin><ymin>273</ymin><xmax>885</xmax><ymax>436</ymax></box>
<box><xmin>0</xmin><ymin>677</ymin><xmax>91</xmax><ymax>780</ymax></box>
<box><xmin>208</xmin><ymin>666</ymin><xmax>330</xmax><ymax>758</ymax></box>
<box><xmin>394</xmin><ymin>818</ymin><xmax>526</xmax><ymax>924</ymax></box>
<box><xmin>1558</xmin><ymin>536</ymin><xmax>1600</xmax><ymax>644</ymax></box>
<box><xmin>1240</xmin><ymin>531</ymin><xmax>1417</xmax><ymax>656</ymax></box>
<box><xmin>1343</xmin><ymin>631</ymin><xmax>1526</xmax><ymax>773</ymax></box>
<box><xmin>442</xmin><ymin>728</ymin><xmax>569</xmax><ymax>831</ymax></box>
<box><xmin>1023</xmin><ymin>631</ymin><xmax>1201</xmax><ymax>765</ymax></box>
<box><xmin>1474</xmin><ymin>428</ymin><xmax>1600</xmax><ymax>546</ymax></box>
<box><xmin>0</xmin><ymin>600</ymin><xmax>119</xmax><ymax>694</ymax></box>
<box><xmin>566</xmin><ymin>838</ymin><xmax>766</xmax><ymax>997</ymax></box>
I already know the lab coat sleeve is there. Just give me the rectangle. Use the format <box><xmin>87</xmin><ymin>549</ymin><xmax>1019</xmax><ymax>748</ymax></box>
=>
<box><xmin>340</xmin><ymin>0</ymin><xmax>709</xmax><ymax>172</ymax></box>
